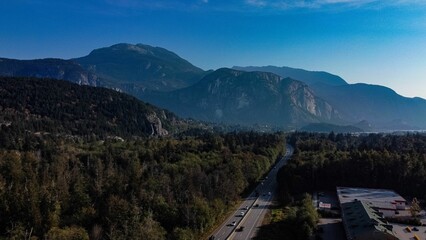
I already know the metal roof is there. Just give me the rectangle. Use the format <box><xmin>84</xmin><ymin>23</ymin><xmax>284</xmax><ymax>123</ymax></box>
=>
<box><xmin>341</xmin><ymin>200</ymin><xmax>398</xmax><ymax>240</ymax></box>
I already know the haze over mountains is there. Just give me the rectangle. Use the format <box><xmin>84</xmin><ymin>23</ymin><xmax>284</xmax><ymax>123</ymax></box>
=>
<box><xmin>235</xmin><ymin>66</ymin><xmax>426</xmax><ymax>130</ymax></box>
<box><xmin>1</xmin><ymin>43</ymin><xmax>425</xmax><ymax>131</ymax></box>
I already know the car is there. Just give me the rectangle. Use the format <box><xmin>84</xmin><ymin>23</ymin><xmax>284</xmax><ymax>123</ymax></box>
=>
<box><xmin>254</xmin><ymin>204</ymin><xmax>259</xmax><ymax>207</ymax></box>
<box><xmin>239</xmin><ymin>211</ymin><xmax>245</xmax><ymax>217</ymax></box>
<box><xmin>231</xmin><ymin>221</ymin><xmax>236</xmax><ymax>226</ymax></box>
<box><xmin>268</xmin><ymin>192</ymin><xmax>271</xmax><ymax>196</ymax></box>
<box><xmin>244</xmin><ymin>205</ymin><xmax>249</xmax><ymax>210</ymax></box>
<box><xmin>236</xmin><ymin>226</ymin><xmax>245</xmax><ymax>232</ymax></box>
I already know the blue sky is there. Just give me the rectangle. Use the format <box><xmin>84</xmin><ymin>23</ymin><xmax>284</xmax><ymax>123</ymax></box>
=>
<box><xmin>1</xmin><ymin>0</ymin><xmax>426</xmax><ymax>98</ymax></box>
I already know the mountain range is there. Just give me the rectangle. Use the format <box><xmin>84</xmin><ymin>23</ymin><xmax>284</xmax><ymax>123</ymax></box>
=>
<box><xmin>235</xmin><ymin>66</ymin><xmax>426</xmax><ymax>130</ymax></box>
<box><xmin>1</xmin><ymin>43</ymin><xmax>425</xmax><ymax>131</ymax></box>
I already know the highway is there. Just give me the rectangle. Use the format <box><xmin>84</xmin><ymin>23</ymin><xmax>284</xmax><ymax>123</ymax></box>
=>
<box><xmin>209</xmin><ymin>144</ymin><xmax>294</xmax><ymax>240</ymax></box>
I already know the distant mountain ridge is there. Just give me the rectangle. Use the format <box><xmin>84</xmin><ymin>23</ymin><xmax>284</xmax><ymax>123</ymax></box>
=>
<box><xmin>142</xmin><ymin>68</ymin><xmax>341</xmax><ymax>129</ymax></box>
<box><xmin>233</xmin><ymin>65</ymin><xmax>348</xmax><ymax>86</ymax></box>
<box><xmin>0</xmin><ymin>58</ymin><xmax>98</xmax><ymax>86</ymax></box>
<box><xmin>236</xmin><ymin>65</ymin><xmax>426</xmax><ymax>130</ymax></box>
<box><xmin>300</xmin><ymin>123</ymin><xmax>363</xmax><ymax>133</ymax></box>
<box><xmin>312</xmin><ymin>83</ymin><xmax>426</xmax><ymax>129</ymax></box>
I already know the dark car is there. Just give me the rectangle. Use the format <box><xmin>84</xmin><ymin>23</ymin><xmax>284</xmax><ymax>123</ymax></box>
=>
<box><xmin>237</xmin><ymin>226</ymin><xmax>245</xmax><ymax>232</ymax></box>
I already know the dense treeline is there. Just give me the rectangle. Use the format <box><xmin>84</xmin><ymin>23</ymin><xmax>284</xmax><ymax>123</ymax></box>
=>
<box><xmin>0</xmin><ymin>131</ymin><xmax>284</xmax><ymax>239</ymax></box>
<box><xmin>0</xmin><ymin>77</ymin><xmax>183</xmax><ymax>138</ymax></box>
<box><xmin>278</xmin><ymin>132</ymin><xmax>426</xmax><ymax>202</ymax></box>
<box><xmin>255</xmin><ymin>194</ymin><xmax>318</xmax><ymax>240</ymax></box>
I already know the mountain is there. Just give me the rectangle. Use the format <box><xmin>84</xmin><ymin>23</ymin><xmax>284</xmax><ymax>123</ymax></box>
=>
<box><xmin>0</xmin><ymin>77</ymin><xmax>183</xmax><ymax>137</ymax></box>
<box><xmin>312</xmin><ymin>83</ymin><xmax>426</xmax><ymax>130</ymax></box>
<box><xmin>0</xmin><ymin>58</ymin><xmax>98</xmax><ymax>86</ymax></box>
<box><xmin>74</xmin><ymin>43</ymin><xmax>206</xmax><ymax>93</ymax></box>
<box><xmin>2</xmin><ymin>45</ymin><xmax>426</xmax><ymax>131</ymax></box>
<box><xmin>142</xmin><ymin>68</ymin><xmax>341</xmax><ymax>129</ymax></box>
<box><xmin>233</xmin><ymin>65</ymin><xmax>348</xmax><ymax>86</ymax></box>
<box><xmin>235</xmin><ymin>65</ymin><xmax>426</xmax><ymax>130</ymax></box>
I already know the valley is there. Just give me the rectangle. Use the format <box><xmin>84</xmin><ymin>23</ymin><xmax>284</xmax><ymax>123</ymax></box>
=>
<box><xmin>1</xmin><ymin>42</ymin><xmax>426</xmax><ymax>240</ymax></box>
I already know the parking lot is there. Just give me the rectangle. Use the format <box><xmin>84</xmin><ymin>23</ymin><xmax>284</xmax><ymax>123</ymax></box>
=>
<box><xmin>314</xmin><ymin>191</ymin><xmax>347</xmax><ymax>240</ymax></box>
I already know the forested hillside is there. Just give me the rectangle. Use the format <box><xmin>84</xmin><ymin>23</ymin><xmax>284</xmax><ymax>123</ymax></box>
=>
<box><xmin>0</xmin><ymin>131</ymin><xmax>284</xmax><ymax>239</ymax></box>
<box><xmin>0</xmin><ymin>77</ymin><xmax>181</xmax><ymax>140</ymax></box>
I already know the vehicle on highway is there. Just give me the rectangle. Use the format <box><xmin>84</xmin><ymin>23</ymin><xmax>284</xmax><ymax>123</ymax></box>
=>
<box><xmin>239</xmin><ymin>211</ymin><xmax>245</xmax><ymax>217</ymax></box>
<box><xmin>244</xmin><ymin>205</ymin><xmax>249</xmax><ymax>210</ymax></box>
<box><xmin>229</xmin><ymin>221</ymin><xmax>236</xmax><ymax>226</ymax></box>
<box><xmin>254</xmin><ymin>203</ymin><xmax>259</xmax><ymax>207</ymax></box>
<box><xmin>237</xmin><ymin>226</ymin><xmax>244</xmax><ymax>232</ymax></box>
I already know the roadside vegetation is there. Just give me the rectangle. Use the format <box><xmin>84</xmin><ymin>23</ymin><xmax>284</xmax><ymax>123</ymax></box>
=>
<box><xmin>257</xmin><ymin>132</ymin><xmax>426</xmax><ymax>240</ymax></box>
<box><xmin>255</xmin><ymin>194</ymin><xmax>319</xmax><ymax>240</ymax></box>
<box><xmin>0</xmin><ymin>131</ymin><xmax>284</xmax><ymax>239</ymax></box>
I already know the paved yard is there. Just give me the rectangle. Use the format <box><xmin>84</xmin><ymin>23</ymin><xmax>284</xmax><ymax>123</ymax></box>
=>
<box><xmin>317</xmin><ymin>218</ymin><xmax>346</xmax><ymax>240</ymax></box>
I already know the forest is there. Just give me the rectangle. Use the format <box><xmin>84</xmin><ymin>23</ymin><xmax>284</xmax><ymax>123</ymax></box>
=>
<box><xmin>0</xmin><ymin>131</ymin><xmax>284</xmax><ymax>239</ymax></box>
<box><xmin>0</xmin><ymin>77</ymin><xmax>185</xmax><ymax>138</ymax></box>
<box><xmin>278</xmin><ymin>132</ymin><xmax>426</xmax><ymax>202</ymax></box>
<box><xmin>254</xmin><ymin>132</ymin><xmax>426</xmax><ymax>239</ymax></box>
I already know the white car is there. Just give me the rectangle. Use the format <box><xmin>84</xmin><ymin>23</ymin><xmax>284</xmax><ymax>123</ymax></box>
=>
<box><xmin>239</xmin><ymin>211</ymin><xmax>245</xmax><ymax>217</ymax></box>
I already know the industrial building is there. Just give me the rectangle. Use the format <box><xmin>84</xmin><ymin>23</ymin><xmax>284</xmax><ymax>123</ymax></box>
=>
<box><xmin>341</xmin><ymin>200</ymin><xmax>398</xmax><ymax>240</ymax></box>
<box><xmin>337</xmin><ymin>187</ymin><xmax>407</xmax><ymax>218</ymax></box>
<box><xmin>337</xmin><ymin>187</ymin><xmax>407</xmax><ymax>240</ymax></box>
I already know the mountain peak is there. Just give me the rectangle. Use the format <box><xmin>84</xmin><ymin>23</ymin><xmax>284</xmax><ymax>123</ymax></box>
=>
<box><xmin>74</xmin><ymin>43</ymin><xmax>205</xmax><ymax>92</ymax></box>
<box><xmin>104</xmin><ymin>43</ymin><xmax>182</xmax><ymax>60</ymax></box>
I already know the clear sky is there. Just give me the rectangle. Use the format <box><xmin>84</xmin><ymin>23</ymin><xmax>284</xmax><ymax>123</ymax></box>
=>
<box><xmin>1</xmin><ymin>0</ymin><xmax>426</xmax><ymax>98</ymax></box>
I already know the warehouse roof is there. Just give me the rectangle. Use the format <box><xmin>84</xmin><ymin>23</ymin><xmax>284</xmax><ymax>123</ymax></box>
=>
<box><xmin>341</xmin><ymin>200</ymin><xmax>397</xmax><ymax>240</ymax></box>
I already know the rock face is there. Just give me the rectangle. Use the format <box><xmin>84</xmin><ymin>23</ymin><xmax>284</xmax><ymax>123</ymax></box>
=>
<box><xmin>147</xmin><ymin>112</ymin><xmax>169</xmax><ymax>136</ymax></box>
<box><xmin>0</xmin><ymin>58</ymin><xmax>98</xmax><ymax>86</ymax></box>
<box><xmin>73</xmin><ymin>43</ymin><xmax>206</xmax><ymax>93</ymax></box>
<box><xmin>143</xmin><ymin>68</ymin><xmax>341</xmax><ymax>129</ymax></box>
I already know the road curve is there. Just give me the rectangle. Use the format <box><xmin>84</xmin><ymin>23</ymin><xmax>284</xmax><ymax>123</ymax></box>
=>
<box><xmin>209</xmin><ymin>144</ymin><xmax>294</xmax><ymax>240</ymax></box>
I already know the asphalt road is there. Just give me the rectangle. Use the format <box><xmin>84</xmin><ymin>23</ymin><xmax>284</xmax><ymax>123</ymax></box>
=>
<box><xmin>209</xmin><ymin>144</ymin><xmax>294</xmax><ymax>240</ymax></box>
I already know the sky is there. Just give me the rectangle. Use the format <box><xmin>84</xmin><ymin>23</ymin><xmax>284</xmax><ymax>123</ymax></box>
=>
<box><xmin>1</xmin><ymin>0</ymin><xmax>426</xmax><ymax>98</ymax></box>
